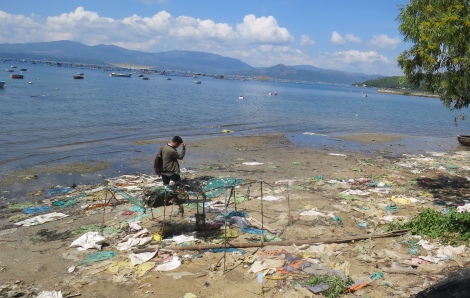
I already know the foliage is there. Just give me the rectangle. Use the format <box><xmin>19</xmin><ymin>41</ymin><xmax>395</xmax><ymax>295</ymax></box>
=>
<box><xmin>388</xmin><ymin>208</ymin><xmax>470</xmax><ymax>245</ymax></box>
<box><xmin>301</xmin><ymin>275</ymin><xmax>354</xmax><ymax>298</ymax></box>
<box><xmin>353</xmin><ymin>76</ymin><xmax>424</xmax><ymax>90</ymax></box>
<box><xmin>397</xmin><ymin>0</ymin><xmax>470</xmax><ymax>110</ymax></box>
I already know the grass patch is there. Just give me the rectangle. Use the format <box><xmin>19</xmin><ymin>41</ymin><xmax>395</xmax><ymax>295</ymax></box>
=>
<box><xmin>301</xmin><ymin>275</ymin><xmax>354</xmax><ymax>298</ymax></box>
<box><xmin>388</xmin><ymin>208</ymin><xmax>470</xmax><ymax>245</ymax></box>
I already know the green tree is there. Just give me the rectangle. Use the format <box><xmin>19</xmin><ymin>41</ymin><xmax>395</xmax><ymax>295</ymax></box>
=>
<box><xmin>398</xmin><ymin>0</ymin><xmax>470</xmax><ymax>110</ymax></box>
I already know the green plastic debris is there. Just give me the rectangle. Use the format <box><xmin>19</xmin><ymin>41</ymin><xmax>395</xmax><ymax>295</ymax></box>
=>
<box><xmin>261</xmin><ymin>233</ymin><xmax>282</xmax><ymax>242</ymax></box>
<box><xmin>199</xmin><ymin>166</ymin><xmax>219</xmax><ymax>171</ymax></box>
<box><xmin>268</xmin><ymin>165</ymin><xmax>280</xmax><ymax>169</ymax></box>
<box><xmin>369</xmin><ymin>272</ymin><xmax>383</xmax><ymax>280</ymax></box>
<box><xmin>332</xmin><ymin>216</ymin><xmax>343</xmax><ymax>224</ymax></box>
<box><xmin>185</xmin><ymin>203</ymin><xmax>203</xmax><ymax>209</ymax></box>
<box><xmin>8</xmin><ymin>202</ymin><xmax>32</xmax><ymax>209</ymax></box>
<box><xmin>290</xmin><ymin>185</ymin><xmax>305</xmax><ymax>191</ymax></box>
<box><xmin>79</xmin><ymin>251</ymin><xmax>117</xmax><ymax>264</ymax></box>
<box><xmin>350</xmin><ymin>168</ymin><xmax>365</xmax><ymax>172</ymax></box>
<box><xmin>338</xmin><ymin>193</ymin><xmax>360</xmax><ymax>200</ymax></box>
<box><xmin>292</xmin><ymin>162</ymin><xmax>306</xmax><ymax>165</ymax></box>
<box><xmin>234</xmin><ymin>196</ymin><xmax>248</xmax><ymax>204</ymax></box>
<box><xmin>354</xmin><ymin>244</ymin><xmax>368</xmax><ymax>254</ymax></box>
<box><xmin>117</xmin><ymin>190</ymin><xmax>145</xmax><ymax>209</ymax></box>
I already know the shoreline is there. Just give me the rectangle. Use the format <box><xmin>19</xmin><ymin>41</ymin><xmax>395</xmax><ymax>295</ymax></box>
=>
<box><xmin>0</xmin><ymin>132</ymin><xmax>462</xmax><ymax>201</ymax></box>
<box><xmin>377</xmin><ymin>89</ymin><xmax>440</xmax><ymax>98</ymax></box>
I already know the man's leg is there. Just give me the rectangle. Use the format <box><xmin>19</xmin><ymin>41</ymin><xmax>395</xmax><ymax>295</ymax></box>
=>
<box><xmin>162</xmin><ymin>175</ymin><xmax>170</xmax><ymax>185</ymax></box>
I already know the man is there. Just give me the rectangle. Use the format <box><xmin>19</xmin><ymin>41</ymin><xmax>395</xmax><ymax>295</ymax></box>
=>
<box><xmin>161</xmin><ymin>136</ymin><xmax>186</xmax><ymax>185</ymax></box>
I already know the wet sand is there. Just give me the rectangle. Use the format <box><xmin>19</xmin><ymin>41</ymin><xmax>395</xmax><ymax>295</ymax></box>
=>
<box><xmin>0</xmin><ymin>134</ymin><xmax>469</xmax><ymax>297</ymax></box>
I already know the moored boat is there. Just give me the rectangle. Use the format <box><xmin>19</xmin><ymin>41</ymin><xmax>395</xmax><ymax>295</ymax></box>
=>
<box><xmin>0</xmin><ymin>81</ymin><xmax>5</xmax><ymax>88</ymax></box>
<box><xmin>77</xmin><ymin>72</ymin><xmax>84</xmax><ymax>76</ymax></box>
<box><xmin>166</xmin><ymin>77</ymin><xmax>172</xmax><ymax>80</ymax></box>
<box><xmin>194</xmin><ymin>81</ymin><xmax>201</xmax><ymax>84</ymax></box>
<box><xmin>19</xmin><ymin>68</ymin><xmax>27</xmax><ymax>71</ymax></box>
<box><xmin>138</xmin><ymin>74</ymin><xmax>144</xmax><ymax>77</ymax></box>
<box><xmin>6</xmin><ymin>69</ymin><xmax>14</xmax><ymax>72</ymax></box>
<box><xmin>11</xmin><ymin>66</ymin><xmax>17</xmax><ymax>68</ymax></box>
<box><xmin>10</xmin><ymin>75</ymin><xmax>24</xmax><ymax>79</ymax></box>
<box><xmin>142</xmin><ymin>76</ymin><xmax>149</xmax><ymax>80</ymax></box>
<box><xmin>239</xmin><ymin>95</ymin><xmax>244</xmax><ymax>99</ymax></box>
<box><xmin>73</xmin><ymin>75</ymin><xmax>84</xmax><ymax>79</ymax></box>
<box><xmin>457</xmin><ymin>135</ymin><xmax>470</xmax><ymax>146</ymax></box>
<box><xmin>110</xmin><ymin>73</ymin><xmax>132</xmax><ymax>77</ymax></box>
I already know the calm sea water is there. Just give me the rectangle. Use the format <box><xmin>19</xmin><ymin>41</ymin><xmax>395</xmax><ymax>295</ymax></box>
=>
<box><xmin>1</xmin><ymin>63</ymin><xmax>469</xmax><ymax>175</ymax></box>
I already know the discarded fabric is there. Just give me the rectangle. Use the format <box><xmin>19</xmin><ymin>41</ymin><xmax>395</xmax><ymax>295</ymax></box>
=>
<box><xmin>70</xmin><ymin>232</ymin><xmax>105</xmax><ymax>251</ymax></box>
<box><xmin>172</xmin><ymin>234</ymin><xmax>198</xmax><ymax>244</ymax></box>
<box><xmin>23</xmin><ymin>206</ymin><xmax>50</xmax><ymax>214</ymax></box>
<box><xmin>15</xmin><ymin>212</ymin><xmax>69</xmax><ymax>226</ymax></box>
<box><xmin>36</xmin><ymin>291</ymin><xmax>63</xmax><ymax>298</ymax></box>
<box><xmin>130</xmin><ymin>251</ymin><xmax>157</xmax><ymax>266</ymax></box>
<box><xmin>116</xmin><ymin>228</ymin><xmax>153</xmax><ymax>251</ymax></box>
<box><xmin>155</xmin><ymin>256</ymin><xmax>182</xmax><ymax>272</ymax></box>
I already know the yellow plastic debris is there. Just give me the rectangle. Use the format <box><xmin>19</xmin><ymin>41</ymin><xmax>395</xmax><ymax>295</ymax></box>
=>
<box><xmin>220</xmin><ymin>229</ymin><xmax>239</xmax><ymax>238</ymax></box>
<box><xmin>389</xmin><ymin>196</ymin><xmax>411</xmax><ymax>204</ymax></box>
<box><xmin>220</xmin><ymin>130</ymin><xmax>233</xmax><ymax>133</ymax></box>
<box><xmin>153</xmin><ymin>233</ymin><xmax>162</xmax><ymax>241</ymax></box>
<box><xmin>135</xmin><ymin>262</ymin><xmax>156</xmax><ymax>278</ymax></box>
<box><xmin>183</xmin><ymin>294</ymin><xmax>198</xmax><ymax>298</ymax></box>
<box><xmin>107</xmin><ymin>260</ymin><xmax>133</xmax><ymax>273</ymax></box>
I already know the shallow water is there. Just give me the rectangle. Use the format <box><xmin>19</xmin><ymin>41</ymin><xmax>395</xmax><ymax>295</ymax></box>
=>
<box><xmin>1</xmin><ymin>63</ymin><xmax>468</xmax><ymax>175</ymax></box>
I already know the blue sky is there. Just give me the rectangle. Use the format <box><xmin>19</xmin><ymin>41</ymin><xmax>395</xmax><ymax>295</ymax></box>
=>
<box><xmin>0</xmin><ymin>0</ymin><xmax>410</xmax><ymax>75</ymax></box>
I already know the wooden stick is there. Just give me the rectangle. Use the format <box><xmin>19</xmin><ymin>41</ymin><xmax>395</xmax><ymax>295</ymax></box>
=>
<box><xmin>133</xmin><ymin>229</ymin><xmax>409</xmax><ymax>253</ymax></box>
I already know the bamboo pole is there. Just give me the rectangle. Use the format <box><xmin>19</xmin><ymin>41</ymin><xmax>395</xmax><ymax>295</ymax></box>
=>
<box><xmin>133</xmin><ymin>229</ymin><xmax>410</xmax><ymax>253</ymax></box>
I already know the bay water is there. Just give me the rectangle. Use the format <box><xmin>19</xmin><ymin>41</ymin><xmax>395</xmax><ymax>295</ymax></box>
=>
<box><xmin>1</xmin><ymin>63</ymin><xmax>469</xmax><ymax>178</ymax></box>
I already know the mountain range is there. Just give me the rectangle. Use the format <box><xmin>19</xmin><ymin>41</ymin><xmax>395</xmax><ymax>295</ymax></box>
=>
<box><xmin>0</xmin><ymin>40</ymin><xmax>383</xmax><ymax>84</ymax></box>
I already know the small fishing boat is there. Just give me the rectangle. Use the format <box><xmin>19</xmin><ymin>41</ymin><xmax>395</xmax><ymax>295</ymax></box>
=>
<box><xmin>166</xmin><ymin>77</ymin><xmax>172</xmax><ymax>80</ymax></box>
<box><xmin>77</xmin><ymin>72</ymin><xmax>84</xmax><ymax>76</ymax></box>
<box><xmin>19</xmin><ymin>68</ymin><xmax>27</xmax><ymax>71</ymax></box>
<box><xmin>11</xmin><ymin>66</ymin><xmax>17</xmax><ymax>68</ymax></box>
<box><xmin>0</xmin><ymin>81</ymin><xmax>5</xmax><ymax>88</ymax></box>
<box><xmin>194</xmin><ymin>81</ymin><xmax>201</xmax><ymax>84</ymax></box>
<box><xmin>142</xmin><ymin>76</ymin><xmax>149</xmax><ymax>80</ymax></box>
<box><xmin>10</xmin><ymin>75</ymin><xmax>24</xmax><ymax>79</ymax></box>
<box><xmin>457</xmin><ymin>135</ymin><xmax>470</xmax><ymax>146</ymax></box>
<box><xmin>239</xmin><ymin>95</ymin><xmax>244</xmax><ymax>99</ymax></box>
<box><xmin>6</xmin><ymin>69</ymin><xmax>14</xmax><ymax>72</ymax></box>
<box><xmin>73</xmin><ymin>75</ymin><xmax>84</xmax><ymax>79</ymax></box>
<box><xmin>138</xmin><ymin>74</ymin><xmax>144</xmax><ymax>77</ymax></box>
<box><xmin>110</xmin><ymin>73</ymin><xmax>132</xmax><ymax>77</ymax></box>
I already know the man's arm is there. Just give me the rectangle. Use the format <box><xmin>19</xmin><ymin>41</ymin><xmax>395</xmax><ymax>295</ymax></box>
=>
<box><xmin>172</xmin><ymin>143</ymin><xmax>186</xmax><ymax>160</ymax></box>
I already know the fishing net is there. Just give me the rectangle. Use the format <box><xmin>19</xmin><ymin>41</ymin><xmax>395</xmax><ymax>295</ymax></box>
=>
<box><xmin>79</xmin><ymin>251</ymin><xmax>118</xmax><ymax>264</ymax></box>
<box><xmin>203</xmin><ymin>178</ymin><xmax>245</xmax><ymax>198</ymax></box>
<box><xmin>117</xmin><ymin>190</ymin><xmax>145</xmax><ymax>208</ymax></box>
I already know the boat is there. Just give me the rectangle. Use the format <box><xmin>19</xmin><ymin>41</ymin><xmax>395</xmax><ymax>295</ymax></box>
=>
<box><xmin>73</xmin><ymin>75</ymin><xmax>84</xmax><ymax>79</ymax></box>
<box><xmin>10</xmin><ymin>75</ymin><xmax>24</xmax><ymax>79</ymax></box>
<box><xmin>110</xmin><ymin>73</ymin><xmax>132</xmax><ymax>77</ymax></box>
<box><xmin>166</xmin><ymin>77</ymin><xmax>172</xmax><ymax>80</ymax></box>
<box><xmin>11</xmin><ymin>66</ymin><xmax>17</xmax><ymax>68</ymax></box>
<box><xmin>19</xmin><ymin>68</ymin><xmax>27</xmax><ymax>71</ymax></box>
<box><xmin>0</xmin><ymin>81</ymin><xmax>5</xmax><ymax>88</ymax></box>
<box><xmin>457</xmin><ymin>135</ymin><xmax>470</xmax><ymax>146</ymax></box>
<box><xmin>77</xmin><ymin>72</ymin><xmax>84</xmax><ymax>76</ymax></box>
<box><xmin>6</xmin><ymin>69</ymin><xmax>14</xmax><ymax>72</ymax></box>
<box><xmin>194</xmin><ymin>81</ymin><xmax>201</xmax><ymax>84</ymax></box>
<box><xmin>239</xmin><ymin>95</ymin><xmax>244</xmax><ymax>99</ymax></box>
<box><xmin>138</xmin><ymin>74</ymin><xmax>144</xmax><ymax>77</ymax></box>
<box><xmin>142</xmin><ymin>76</ymin><xmax>149</xmax><ymax>80</ymax></box>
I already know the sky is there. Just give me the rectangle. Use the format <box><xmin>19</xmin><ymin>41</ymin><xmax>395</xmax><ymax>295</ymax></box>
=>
<box><xmin>0</xmin><ymin>0</ymin><xmax>411</xmax><ymax>75</ymax></box>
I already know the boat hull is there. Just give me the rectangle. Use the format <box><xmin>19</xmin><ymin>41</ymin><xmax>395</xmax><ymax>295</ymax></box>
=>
<box><xmin>73</xmin><ymin>75</ymin><xmax>84</xmax><ymax>79</ymax></box>
<box><xmin>110</xmin><ymin>73</ymin><xmax>132</xmax><ymax>77</ymax></box>
<box><xmin>458</xmin><ymin>135</ymin><xmax>470</xmax><ymax>146</ymax></box>
<box><xmin>0</xmin><ymin>81</ymin><xmax>5</xmax><ymax>88</ymax></box>
<box><xmin>10</xmin><ymin>75</ymin><xmax>23</xmax><ymax>79</ymax></box>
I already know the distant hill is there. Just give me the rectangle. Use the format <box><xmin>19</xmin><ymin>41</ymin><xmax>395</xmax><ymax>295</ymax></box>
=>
<box><xmin>0</xmin><ymin>40</ymin><xmax>253</xmax><ymax>73</ymax></box>
<box><xmin>354</xmin><ymin>76</ymin><xmax>425</xmax><ymax>90</ymax></box>
<box><xmin>229</xmin><ymin>64</ymin><xmax>384</xmax><ymax>85</ymax></box>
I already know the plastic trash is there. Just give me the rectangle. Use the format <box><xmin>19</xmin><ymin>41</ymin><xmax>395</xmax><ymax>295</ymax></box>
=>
<box><xmin>129</xmin><ymin>251</ymin><xmax>157</xmax><ymax>266</ymax></box>
<box><xmin>369</xmin><ymin>272</ymin><xmax>383</xmax><ymax>280</ymax></box>
<box><xmin>183</xmin><ymin>293</ymin><xmax>198</xmax><ymax>298</ymax></box>
<box><xmin>205</xmin><ymin>248</ymin><xmax>246</xmax><ymax>254</ymax></box>
<box><xmin>241</xmin><ymin>228</ymin><xmax>269</xmax><ymax>234</ymax></box>
<box><xmin>36</xmin><ymin>291</ymin><xmax>63</xmax><ymax>298</ymax></box>
<box><xmin>53</xmin><ymin>194</ymin><xmax>86</xmax><ymax>208</ymax></box>
<box><xmin>46</xmin><ymin>187</ymin><xmax>72</xmax><ymax>195</ymax></box>
<box><xmin>242</xmin><ymin>162</ymin><xmax>264</xmax><ymax>165</ymax></box>
<box><xmin>23</xmin><ymin>206</ymin><xmax>50</xmax><ymax>214</ymax></box>
<box><xmin>332</xmin><ymin>216</ymin><xmax>343</xmax><ymax>224</ymax></box>
<box><xmin>70</xmin><ymin>231</ymin><xmax>106</xmax><ymax>251</ymax></box>
<box><xmin>79</xmin><ymin>251</ymin><xmax>117</xmax><ymax>264</ymax></box>
<box><xmin>15</xmin><ymin>212</ymin><xmax>69</xmax><ymax>226</ymax></box>
<box><xmin>358</xmin><ymin>223</ymin><xmax>367</xmax><ymax>227</ymax></box>
<box><xmin>155</xmin><ymin>256</ymin><xmax>181</xmax><ymax>272</ymax></box>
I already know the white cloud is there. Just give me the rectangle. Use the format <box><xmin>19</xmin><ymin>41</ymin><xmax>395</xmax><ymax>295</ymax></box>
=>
<box><xmin>300</xmin><ymin>34</ymin><xmax>315</xmax><ymax>46</ymax></box>
<box><xmin>236</xmin><ymin>14</ymin><xmax>294</xmax><ymax>44</ymax></box>
<box><xmin>331</xmin><ymin>31</ymin><xmax>345</xmax><ymax>46</ymax></box>
<box><xmin>345</xmin><ymin>34</ymin><xmax>361</xmax><ymax>43</ymax></box>
<box><xmin>259</xmin><ymin>45</ymin><xmax>274</xmax><ymax>52</ymax></box>
<box><xmin>370</xmin><ymin>34</ymin><xmax>401</xmax><ymax>49</ymax></box>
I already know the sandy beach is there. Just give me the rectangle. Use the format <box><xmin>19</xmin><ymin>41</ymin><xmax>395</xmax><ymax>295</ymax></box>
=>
<box><xmin>1</xmin><ymin>134</ymin><xmax>469</xmax><ymax>298</ymax></box>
